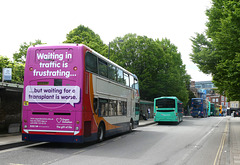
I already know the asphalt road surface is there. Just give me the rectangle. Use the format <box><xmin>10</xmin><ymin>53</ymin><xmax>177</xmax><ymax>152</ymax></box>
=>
<box><xmin>0</xmin><ymin>116</ymin><xmax>232</xmax><ymax>165</ymax></box>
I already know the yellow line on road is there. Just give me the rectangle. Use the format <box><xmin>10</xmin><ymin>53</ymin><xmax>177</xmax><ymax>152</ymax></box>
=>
<box><xmin>213</xmin><ymin>118</ymin><xmax>229</xmax><ymax>165</ymax></box>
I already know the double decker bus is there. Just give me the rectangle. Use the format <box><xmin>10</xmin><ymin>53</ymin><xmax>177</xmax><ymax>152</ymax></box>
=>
<box><xmin>154</xmin><ymin>96</ymin><xmax>183</xmax><ymax>124</ymax></box>
<box><xmin>190</xmin><ymin>98</ymin><xmax>207</xmax><ymax>118</ymax></box>
<box><xmin>22</xmin><ymin>44</ymin><xmax>140</xmax><ymax>143</ymax></box>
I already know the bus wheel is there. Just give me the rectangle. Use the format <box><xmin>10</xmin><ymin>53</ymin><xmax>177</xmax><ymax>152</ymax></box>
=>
<box><xmin>97</xmin><ymin>124</ymin><xmax>105</xmax><ymax>142</ymax></box>
<box><xmin>129</xmin><ymin>120</ymin><xmax>133</xmax><ymax>132</ymax></box>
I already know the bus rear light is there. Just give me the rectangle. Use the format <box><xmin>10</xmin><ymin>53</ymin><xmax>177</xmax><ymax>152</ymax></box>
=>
<box><xmin>73</xmin><ymin>66</ymin><xmax>77</xmax><ymax>71</ymax></box>
<box><xmin>29</xmin><ymin>67</ymin><xmax>33</xmax><ymax>71</ymax></box>
<box><xmin>76</xmin><ymin>121</ymin><xmax>79</xmax><ymax>124</ymax></box>
<box><xmin>76</xmin><ymin>127</ymin><xmax>79</xmax><ymax>131</ymax></box>
<box><xmin>24</xmin><ymin>125</ymin><xmax>27</xmax><ymax>129</ymax></box>
<box><xmin>24</xmin><ymin>119</ymin><xmax>27</xmax><ymax>123</ymax></box>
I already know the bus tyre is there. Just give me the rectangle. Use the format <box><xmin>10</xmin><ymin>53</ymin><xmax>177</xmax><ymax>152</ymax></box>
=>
<box><xmin>129</xmin><ymin>120</ymin><xmax>133</xmax><ymax>132</ymax></box>
<box><xmin>97</xmin><ymin>124</ymin><xmax>105</xmax><ymax>142</ymax></box>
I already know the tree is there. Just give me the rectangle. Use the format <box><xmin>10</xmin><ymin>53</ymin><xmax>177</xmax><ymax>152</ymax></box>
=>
<box><xmin>190</xmin><ymin>33</ymin><xmax>217</xmax><ymax>74</ymax></box>
<box><xmin>156</xmin><ymin>38</ymin><xmax>190</xmax><ymax>105</ymax></box>
<box><xmin>110</xmin><ymin>34</ymin><xmax>165</xmax><ymax>100</ymax></box>
<box><xmin>13</xmin><ymin>39</ymin><xmax>44</xmax><ymax>64</ymax></box>
<box><xmin>11</xmin><ymin>62</ymin><xmax>25</xmax><ymax>83</ymax></box>
<box><xmin>190</xmin><ymin>0</ymin><xmax>240</xmax><ymax>101</ymax></box>
<box><xmin>110</xmin><ymin>34</ymin><xmax>190</xmax><ymax>104</ymax></box>
<box><xmin>64</xmin><ymin>25</ymin><xmax>108</xmax><ymax>56</ymax></box>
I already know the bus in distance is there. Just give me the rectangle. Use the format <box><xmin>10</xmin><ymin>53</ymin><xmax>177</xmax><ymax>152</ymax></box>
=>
<box><xmin>210</xmin><ymin>103</ymin><xmax>215</xmax><ymax>116</ymax></box>
<box><xmin>190</xmin><ymin>98</ymin><xmax>208</xmax><ymax>118</ymax></box>
<box><xmin>22</xmin><ymin>44</ymin><xmax>140</xmax><ymax>143</ymax></box>
<box><xmin>208</xmin><ymin>101</ymin><xmax>211</xmax><ymax>117</ymax></box>
<box><xmin>154</xmin><ymin>96</ymin><xmax>183</xmax><ymax>124</ymax></box>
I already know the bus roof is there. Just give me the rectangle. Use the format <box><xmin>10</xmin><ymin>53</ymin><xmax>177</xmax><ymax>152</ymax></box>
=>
<box><xmin>192</xmin><ymin>98</ymin><xmax>203</xmax><ymax>100</ymax></box>
<box><xmin>154</xmin><ymin>96</ymin><xmax>182</xmax><ymax>103</ymax></box>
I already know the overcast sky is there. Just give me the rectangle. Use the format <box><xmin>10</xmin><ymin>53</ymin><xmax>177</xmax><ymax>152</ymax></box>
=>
<box><xmin>0</xmin><ymin>0</ymin><xmax>212</xmax><ymax>81</ymax></box>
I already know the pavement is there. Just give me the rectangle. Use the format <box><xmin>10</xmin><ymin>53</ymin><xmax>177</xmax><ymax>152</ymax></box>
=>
<box><xmin>0</xmin><ymin>119</ymin><xmax>155</xmax><ymax>148</ymax></box>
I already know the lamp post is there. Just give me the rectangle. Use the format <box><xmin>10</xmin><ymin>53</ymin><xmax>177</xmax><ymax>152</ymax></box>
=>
<box><xmin>108</xmin><ymin>40</ymin><xmax>123</xmax><ymax>59</ymax></box>
<box><xmin>108</xmin><ymin>42</ymin><xmax>111</xmax><ymax>59</ymax></box>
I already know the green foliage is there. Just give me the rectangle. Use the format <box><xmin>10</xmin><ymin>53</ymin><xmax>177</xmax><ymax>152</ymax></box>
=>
<box><xmin>190</xmin><ymin>33</ymin><xmax>218</xmax><ymax>74</ymax></box>
<box><xmin>11</xmin><ymin>62</ymin><xmax>25</xmax><ymax>83</ymax></box>
<box><xmin>109</xmin><ymin>34</ymin><xmax>190</xmax><ymax>105</ymax></box>
<box><xmin>1</xmin><ymin>39</ymin><xmax>43</xmax><ymax>83</ymax></box>
<box><xmin>13</xmin><ymin>39</ymin><xmax>44</xmax><ymax>64</ymax></box>
<box><xmin>156</xmin><ymin>38</ymin><xmax>190</xmax><ymax>105</ymax></box>
<box><xmin>191</xmin><ymin>0</ymin><xmax>240</xmax><ymax>101</ymax></box>
<box><xmin>64</xmin><ymin>25</ymin><xmax>108</xmax><ymax>57</ymax></box>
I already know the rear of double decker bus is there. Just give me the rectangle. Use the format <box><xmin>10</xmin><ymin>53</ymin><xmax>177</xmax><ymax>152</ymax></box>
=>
<box><xmin>22</xmin><ymin>44</ymin><xmax>92</xmax><ymax>143</ymax></box>
<box><xmin>154</xmin><ymin>97</ymin><xmax>181</xmax><ymax>123</ymax></box>
<box><xmin>191</xmin><ymin>98</ymin><xmax>203</xmax><ymax>118</ymax></box>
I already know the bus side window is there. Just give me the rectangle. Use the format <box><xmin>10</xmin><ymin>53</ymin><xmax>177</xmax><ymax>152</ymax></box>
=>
<box><xmin>98</xmin><ymin>59</ymin><xmax>108</xmax><ymax>78</ymax></box>
<box><xmin>109</xmin><ymin>100</ymin><xmax>117</xmax><ymax>116</ymax></box>
<box><xmin>99</xmin><ymin>98</ymin><xmax>109</xmax><ymax>117</ymax></box>
<box><xmin>117</xmin><ymin>68</ymin><xmax>124</xmax><ymax>84</ymax></box>
<box><xmin>123</xmin><ymin>101</ymin><xmax>127</xmax><ymax>116</ymax></box>
<box><xmin>93</xmin><ymin>98</ymin><xmax>98</xmax><ymax>115</ymax></box>
<box><xmin>85</xmin><ymin>52</ymin><xmax>98</xmax><ymax>74</ymax></box>
<box><xmin>108</xmin><ymin>64</ymin><xmax>117</xmax><ymax>81</ymax></box>
<box><xmin>123</xmin><ymin>72</ymin><xmax>129</xmax><ymax>86</ymax></box>
<box><xmin>129</xmin><ymin>75</ymin><xmax>134</xmax><ymax>88</ymax></box>
<box><xmin>117</xmin><ymin>101</ymin><xmax>123</xmax><ymax>116</ymax></box>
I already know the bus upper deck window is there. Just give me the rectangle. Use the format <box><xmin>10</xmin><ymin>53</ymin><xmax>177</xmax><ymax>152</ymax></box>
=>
<box><xmin>85</xmin><ymin>52</ymin><xmax>97</xmax><ymax>74</ymax></box>
<box><xmin>54</xmin><ymin>79</ymin><xmax>62</xmax><ymax>86</ymax></box>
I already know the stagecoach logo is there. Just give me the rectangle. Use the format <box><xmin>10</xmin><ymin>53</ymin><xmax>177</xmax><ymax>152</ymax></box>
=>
<box><xmin>56</xmin><ymin>118</ymin><xmax>72</xmax><ymax>124</ymax></box>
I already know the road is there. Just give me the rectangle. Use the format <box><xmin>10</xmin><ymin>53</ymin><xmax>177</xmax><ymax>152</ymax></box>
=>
<box><xmin>0</xmin><ymin>116</ymin><xmax>233</xmax><ymax>165</ymax></box>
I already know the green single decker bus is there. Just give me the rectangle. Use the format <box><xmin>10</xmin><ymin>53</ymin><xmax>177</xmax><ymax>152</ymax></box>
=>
<box><xmin>154</xmin><ymin>96</ymin><xmax>183</xmax><ymax>124</ymax></box>
<box><xmin>208</xmin><ymin>101</ymin><xmax>211</xmax><ymax>117</ymax></box>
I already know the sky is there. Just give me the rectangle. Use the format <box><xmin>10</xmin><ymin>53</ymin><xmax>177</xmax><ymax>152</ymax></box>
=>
<box><xmin>0</xmin><ymin>0</ymin><xmax>212</xmax><ymax>81</ymax></box>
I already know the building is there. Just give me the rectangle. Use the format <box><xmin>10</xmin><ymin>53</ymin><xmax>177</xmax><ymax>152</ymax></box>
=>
<box><xmin>191</xmin><ymin>81</ymin><xmax>229</xmax><ymax>109</ymax></box>
<box><xmin>194</xmin><ymin>81</ymin><xmax>216</xmax><ymax>95</ymax></box>
<box><xmin>230</xmin><ymin>101</ymin><xmax>240</xmax><ymax>108</ymax></box>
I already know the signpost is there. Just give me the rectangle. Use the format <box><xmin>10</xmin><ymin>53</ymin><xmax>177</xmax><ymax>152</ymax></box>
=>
<box><xmin>2</xmin><ymin>68</ymin><xmax>12</xmax><ymax>82</ymax></box>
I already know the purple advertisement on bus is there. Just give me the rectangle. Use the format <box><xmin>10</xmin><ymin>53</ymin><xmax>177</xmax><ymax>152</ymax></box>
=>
<box><xmin>23</xmin><ymin>46</ymin><xmax>83</xmax><ymax>134</ymax></box>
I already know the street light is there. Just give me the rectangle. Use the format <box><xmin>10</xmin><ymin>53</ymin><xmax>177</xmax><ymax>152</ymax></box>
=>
<box><xmin>108</xmin><ymin>40</ymin><xmax>123</xmax><ymax>59</ymax></box>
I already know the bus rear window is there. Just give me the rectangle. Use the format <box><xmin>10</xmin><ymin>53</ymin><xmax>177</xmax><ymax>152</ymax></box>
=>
<box><xmin>156</xmin><ymin>99</ymin><xmax>175</xmax><ymax>108</ymax></box>
<box><xmin>54</xmin><ymin>79</ymin><xmax>62</xmax><ymax>86</ymax></box>
<box><xmin>193</xmin><ymin>99</ymin><xmax>202</xmax><ymax>104</ymax></box>
<box><xmin>193</xmin><ymin>105</ymin><xmax>202</xmax><ymax>108</ymax></box>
